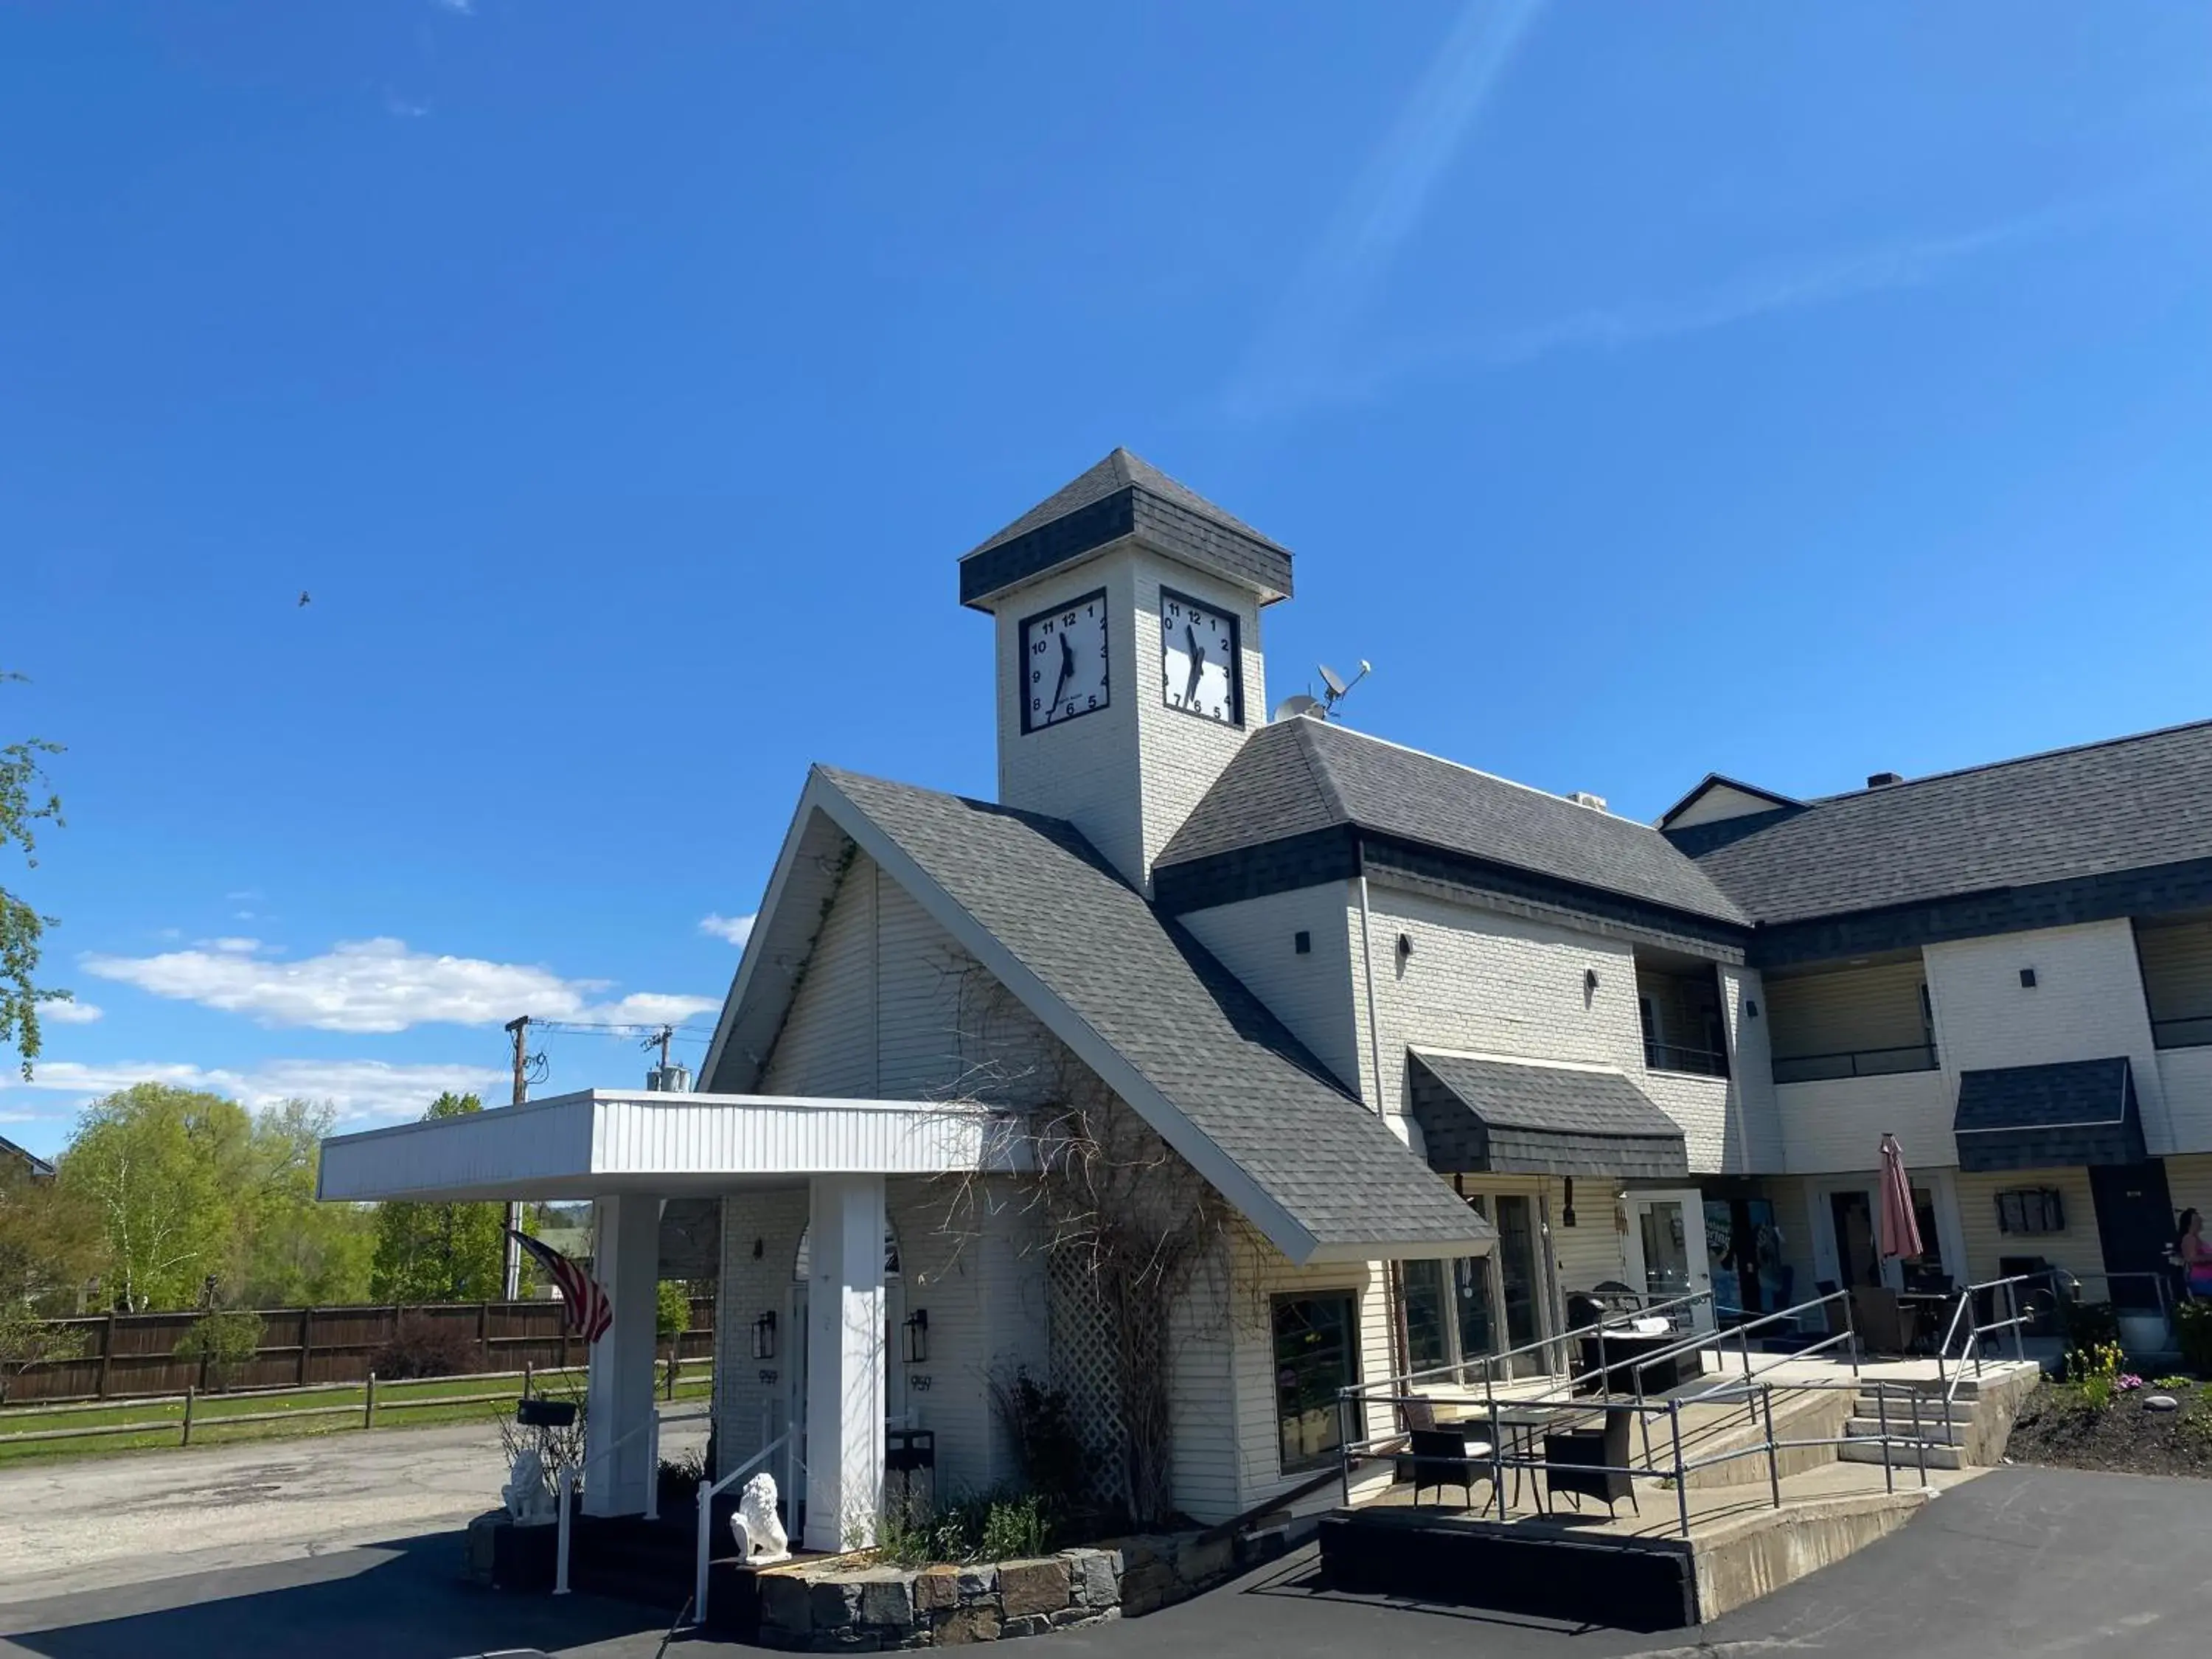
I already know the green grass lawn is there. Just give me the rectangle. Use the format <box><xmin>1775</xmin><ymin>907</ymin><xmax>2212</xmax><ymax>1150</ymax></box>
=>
<box><xmin>0</xmin><ymin>1371</ymin><xmax>714</xmax><ymax>1466</ymax></box>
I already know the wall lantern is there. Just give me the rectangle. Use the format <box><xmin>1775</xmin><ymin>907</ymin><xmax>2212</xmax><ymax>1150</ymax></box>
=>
<box><xmin>902</xmin><ymin>1310</ymin><xmax>930</xmax><ymax>1366</ymax></box>
<box><xmin>1560</xmin><ymin>1176</ymin><xmax>1578</xmax><ymax>1229</ymax></box>
<box><xmin>1745</xmin><ymin>998</ymin><xmax>1759</xmax><ymax>1018</ymax></box>
<box><xmin>1397</xmin><ymin>932</ymin><xmax>1415</xmax><ymax>960</ymax></box>
<box><xmin>751</xmin><ymin>1311</ymin><xmax>777</xmax><ymax>1361</ymax></box>
<box><xmin>1585</xmin><ymin>968</ymin><xmax>1600</xmax><ymax>994</ymax></box>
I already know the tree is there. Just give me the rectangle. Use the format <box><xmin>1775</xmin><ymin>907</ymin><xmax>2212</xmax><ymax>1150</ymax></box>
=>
<box><xmin>58</xmin><ymin>1083</ymin><xmax>251</xmax><ymax>1312</ymax></box>
<box><xmin>370</xmin><ymin>1093</ymin><xmax>521</xmax><ymax>1302</ymax></box>
<box><xmin>0</xmin><ymin>671</ymin><xmax>67</xmax><ymax>1079</ymax></box>
<box><xmin>236</xmin><ymin>1099</ymin><xmax>374</xmax><ymax>1307</ymax></box>
<box><xmin>174</xmin><ymin>1308</ymin><xmax>264</xmax><ymax>1391</ymax></box>
<box><xmin>0</xmin><ymin>1157</ymin><xmax>100</xmax><ymax>1312</ymax></box>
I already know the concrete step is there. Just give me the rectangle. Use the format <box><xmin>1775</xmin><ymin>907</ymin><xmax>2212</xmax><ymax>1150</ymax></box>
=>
<box><xmin>1847</xmin><ymin>1415</ymin><xmax>1966</xmax><ymax>1446</ymax></box>
<box><xmin>1837</xmin><ymin>1440</ymin><xmax>1964</xmax><ymax>1471</ymax></box>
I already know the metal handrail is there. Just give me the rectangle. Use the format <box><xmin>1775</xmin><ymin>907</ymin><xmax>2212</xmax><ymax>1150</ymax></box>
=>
<box><xmin>555</xmin><ymin>1399</ymin><xmax>700</xmax><ymax>1595</ymax></box>
<box><xmin>1770</xmin><ymin>1042</ymin><xmax>1939</xmax><ymax>1084</ymax></box>
<box><xmin>1337</xmin><ymin>1371</ymin><xmax>1954</xmax><ymax>1537</ymax></box>
<box><xmin>695</xmin><ymin>1424</ymin><xmax>793</xmax><ymax>1624</ymax></box>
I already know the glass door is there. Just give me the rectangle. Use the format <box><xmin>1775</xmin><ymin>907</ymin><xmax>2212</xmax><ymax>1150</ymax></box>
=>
<box><xmin>1624</xmin><ymin>1190</ymin><xmax>1714</xmax><ymax>1331</ymax></box>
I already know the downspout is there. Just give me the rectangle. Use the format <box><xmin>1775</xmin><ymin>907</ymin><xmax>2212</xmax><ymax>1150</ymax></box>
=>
<box><xmin>1357</xmin><ymin>873</ymin><xmax>1385</xmax><ymax>1116</ymax></box>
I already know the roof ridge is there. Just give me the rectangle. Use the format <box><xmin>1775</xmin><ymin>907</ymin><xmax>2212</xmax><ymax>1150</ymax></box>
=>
<box><xmin>1283</xmin><ymin>717</ymin><xmax>1352</xmax><ymax>824</ymax></box>
<box><xmin>1806</xmin><ymin>713</ymin><xmax>2212</xmax><ymax>805</ymax></box>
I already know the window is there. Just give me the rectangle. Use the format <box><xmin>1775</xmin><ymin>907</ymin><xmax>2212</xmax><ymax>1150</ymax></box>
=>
<box><xmin>1453</xmin><ymin>1256</ymin><xmax>1497</xmax><ymax>1363</ymax></box>
<box><xmin>1273</xmin><ymin>1293</ymin><xmax>1360</xmax><ymax>1472</ymax></box>
<box><xmin>1997</xmin><ymin>1189</ymin><xmax>2066</xmax><ymax>1236</ymax></box>
<box><xmin>1493</xmin><ymin>1195</ymin><xmax>1541</xmax><ymax>1354</ymax></box>
<box><xmin>1399</xmin><ymin>1260</ymin><xmax>1450</xmax><ymax>1375</ymax></box>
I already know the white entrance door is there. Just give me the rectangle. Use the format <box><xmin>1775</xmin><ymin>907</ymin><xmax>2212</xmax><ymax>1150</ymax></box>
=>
<box><xmin>1624</xmin><ymin>1190</ymin><xmax>1715</xmax><ymax>1332</ymax></box>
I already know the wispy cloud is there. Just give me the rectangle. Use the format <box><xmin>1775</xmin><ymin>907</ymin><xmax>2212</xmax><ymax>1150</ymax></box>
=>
<box><xmin>3</xmin><ymin>1057</ymin><xmax>511</xmax><ymax>1128</ymax></box>
<box><xmin>432</xmin><ymin>0</ymin><xmax>473</xmax><ymax>13</ymax></box>
<box><xmin>699</xmin><ymin>913</ymin><xmax>757</xmax><ymax>947</ymax></box>
<box><xmin>40</xmin><ymin>998</ymin><xmax>102</xmax><ymax>1026</ymax></box>
<box><xmin>1225</xmin><ymin>0</ymin><xmax>1549</xmax><ymax>420</ymax></box>
<box><xmin>1259</xmin><ymin>195</ymin><xmax>2105</xmax><ymax>414</ymax></box>
<box><xmin>80</xmin><ymin>937</ymin><xmax>717</xmax><ymax>1034</ymax></box>
<box><xmin>384</xmin><ymin>91</ymin><xmax>431</xmax><ymax>119</ymax></box>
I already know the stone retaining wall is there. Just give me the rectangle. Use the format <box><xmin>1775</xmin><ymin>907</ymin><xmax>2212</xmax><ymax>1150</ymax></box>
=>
<box><xmin>756</xmin><ymin>1528</ymin><xmax>1243</xmax><ymax>1649</ymax></box>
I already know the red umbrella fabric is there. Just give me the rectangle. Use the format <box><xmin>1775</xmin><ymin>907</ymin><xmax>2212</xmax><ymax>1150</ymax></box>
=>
<box><xmin>1877</xmin><ymin>1134</ymin><xmax>1924</xmax><ymax>1261</ymax></box>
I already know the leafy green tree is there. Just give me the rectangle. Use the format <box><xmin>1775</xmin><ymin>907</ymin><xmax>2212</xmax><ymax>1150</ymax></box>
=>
<box><xmin>0</xmin><ymin>1156</ymin><xmax>101</xmax><ymax>1312</ymax></box>
<box><xmin>58</xmin><ymin>1083</ymin><xmax>251</xmax><ymax>1311</ymax></box>
<box><xmin>174</xmin><ymin>1307</ymin><xmax>265</xmax><ymax>1391</ymax></box>
<box><xmin>370</xmin><ymin>1093</ymin><xmax>522</xmax><ymax>1302</ymax></box>
<box><xmin>0</xmin><ymin>1301</ymin><xmax>86</xmax><ymax>1403</ymax></box>
<box><xmin>1</xmin><ymin>671</ymin><xmax>68</xmax><ymax>1078</ymax></box>
<box><xmin>237</xmin><ymin>1099</ymin><xmax>374</xmax><ymax>1306</ymax></box>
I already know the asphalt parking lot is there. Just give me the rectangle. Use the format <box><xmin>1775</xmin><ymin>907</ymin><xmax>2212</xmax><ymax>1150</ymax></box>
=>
<box><xmin>0</xmin><ymin>1465</ymin><xmax>2204</xmax><ymax>1658</ymax></box>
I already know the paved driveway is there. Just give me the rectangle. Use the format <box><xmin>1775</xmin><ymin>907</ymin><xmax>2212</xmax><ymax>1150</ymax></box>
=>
<box><xmin>0</xmin><ymin>1402</ymin><xmax>709</xmax><ymax>1606</ymax></box>
<box><xmin>0</xmin><ymin>1465</ymin><xmax>2204</xmax><ymax>1658</ymax></box>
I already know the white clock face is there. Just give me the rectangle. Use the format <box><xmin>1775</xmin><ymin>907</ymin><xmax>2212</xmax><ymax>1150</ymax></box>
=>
<box><xmin>1020</xmin><ymin>588</ymin><xmax>1110</xmax><ymax>731</ymax></box>
<box><xmin>1160</xmin><ymin>589</ymin><xmax>1240</xmax><ymax>726</ymax></box>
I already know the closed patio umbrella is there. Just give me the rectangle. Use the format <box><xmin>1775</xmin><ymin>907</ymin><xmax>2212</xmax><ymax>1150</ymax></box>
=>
<box><xmin>1877</xmin><ymin>1133</ymin><xmax>1924</xmax><ymax>1261</ymax></box>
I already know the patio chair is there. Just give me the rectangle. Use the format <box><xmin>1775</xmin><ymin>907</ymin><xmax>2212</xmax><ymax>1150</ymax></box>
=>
<box><xmin>1408</xmin><ymin>1427</ymin><xmax>1493</xmax><ymax>1509</ymax></box>
<box><xmin>1849</xmin><ymin>1284</ymin><xmax>1916</xmax><ymax>1355</ymax></box>
<box><xmin>1543</xmin><ymin>1405</ymin><xmax>1640</xmax><ymax>1518</ymax></box>
<box><xmin>1402</xmin><ymin>1396</ymin><xmax>1439</xmax><ymax>1433</ymax></box>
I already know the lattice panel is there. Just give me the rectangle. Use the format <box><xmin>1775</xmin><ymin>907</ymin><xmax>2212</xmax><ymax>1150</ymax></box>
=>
<box><xmin>1046</xmin><ymin>1248</ymin><xmax>1130</xmax><ymax>1512</ymax></box>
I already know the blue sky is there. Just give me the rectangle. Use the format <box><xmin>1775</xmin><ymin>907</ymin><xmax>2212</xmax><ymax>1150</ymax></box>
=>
<box><xmin>4</xmin><ymin>3</ymin><xmax>2210</xmax><ymax>1156</ymax></box>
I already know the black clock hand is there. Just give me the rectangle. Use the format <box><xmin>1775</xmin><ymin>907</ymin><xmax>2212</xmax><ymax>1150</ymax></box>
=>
<box><xmin>1183</xmin><ymin>625</ymin><xmax>1205</xmax><ymax>703</ymax></box>
<box><xmin>1051</xmin><ymin>631</ymin><xmax>1074</xmax><ymax>712</ymax></box>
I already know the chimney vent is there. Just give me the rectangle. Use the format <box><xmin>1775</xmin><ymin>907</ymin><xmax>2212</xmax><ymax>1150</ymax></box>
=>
<box><xmin>1566</xmin><ymin>790</ymin><xmax>1609</xmax><ymax>811</ymax></box>
<box><xmin>1865</xmin><ymin>771</ymin><xmax>1904</xmax><ymax>789</ymax></box>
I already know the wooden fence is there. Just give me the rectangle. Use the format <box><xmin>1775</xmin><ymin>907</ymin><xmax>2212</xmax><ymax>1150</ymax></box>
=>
<box><xmin>4</xmin><ymin>1295</ymin><xmax>716</xmax><ymax>1405</ymax></box>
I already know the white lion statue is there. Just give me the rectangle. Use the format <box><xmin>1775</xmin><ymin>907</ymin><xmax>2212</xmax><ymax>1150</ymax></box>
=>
<box><xmin>731</xmin><ymin>1471</ymin><xmax>790</xmax><ymax>1564</ymax></box>
<box><xmin>501</xmin><ymin>1447</ymin><xmax>557</xmax><ymax>1526</ymax></box>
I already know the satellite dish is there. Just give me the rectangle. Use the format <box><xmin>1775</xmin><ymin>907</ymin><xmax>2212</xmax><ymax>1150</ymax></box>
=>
<box><xmin>1273</xmin><ymin>694</ymin><xmax>1323</xmax><ymax>722</ymax></box>
<box><xmin>1317</xmin><ymin>664</ymin><xmax>1349</xmax><ymax>698</ymax></box>
<box><xmin>1315</xmin><ymin>658</ymin><xmax>1373</xmax><ymax>715</ymax></box>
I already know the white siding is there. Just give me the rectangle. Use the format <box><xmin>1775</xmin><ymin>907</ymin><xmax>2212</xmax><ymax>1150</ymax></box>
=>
<box><xmin>1178</xmin><ymin>883</ymin><xmax>1363</xmax><ymax>1096</ymax></box>
<box><xmin>2158</xmin><ymin>1047</ymin><xmax>2212</xmax><ymax>1156</ymax></box>
<box><xmin>1954</xmin><ymin>1166</ymin><xmax>2106</xmax><ymax>1284</ymax></box>
<box><xmin>1924</xmin><ymin>920</ymin><xmax>2174</xmax><ymax>1155</ymax></box>
<box><xmin>762</xmin><ymin>852</ymin><xmax>1058</xmax><ymax>1108</ymax></box>
<box><xmin>1776</xmin><ymin>1070</ymin><xmax>1955</xmax><ymax>1175</ymax></box>
<box><xmin>2135</xmin><ymin>919</ymin><xmax>2212</xmax><ymax>1026</ymax></box>
<box><xmin>1168</xmin><ymin>1254</ymin><xmax>1240</xmax><ymax>1523</ymax></box>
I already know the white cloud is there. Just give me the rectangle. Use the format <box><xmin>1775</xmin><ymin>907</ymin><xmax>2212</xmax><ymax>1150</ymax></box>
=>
<box><xmin>385</xmin><ymin>92</ymin><xmax>431</xmax><ymax>119</ymax></box>
<box><xmin>699</xmin><ymin>913</ymin><xmax>757</xmax><ymax>947</ymax></box>
<box><xmin>4</xmin><ymin>1057</ymin><xmax>512</xmax><ymax>1129</ymax></box>
<box><xmin>41</xmin><ymin>998</ymin><xmax>102</xmax><ymax>1025</ymax></box>
<box><xmin>80</xmin><ymin>936</ymin><xmax>717</xmax><ymax>1034</ymax></box>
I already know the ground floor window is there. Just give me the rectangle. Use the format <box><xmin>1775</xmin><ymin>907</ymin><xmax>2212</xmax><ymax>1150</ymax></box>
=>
<box><xmin>1453</xmin><ymin>1255</ymin><xmax>1497</xmax><ymax>1363</ymax></box>
<box><xmin>1400</xmin><ymin>1259</ymin><xmax>1451</xmax><ymax>1375</ymax></box>
<box><xmin>1273</xmin><ymin>1292</ymin><xmax>1359</xmax><ymax>1473</ymax></box>
<box><xmin>1494</xmin><ymin>1194</ymin><xmax>1541</xmax><ymax>1352</ymax></box>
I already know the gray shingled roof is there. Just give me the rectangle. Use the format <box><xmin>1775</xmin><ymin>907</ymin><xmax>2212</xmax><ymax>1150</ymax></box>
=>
<box><xmin>818</xmin><ymin>767</ymin><xmax>1493</xmax><ymax>1259</ymax></box>
<box><xmin>957</xmin><ymin>450</ymin><xmax>1295</xmax><ymax>611</ymax></box>
<box><xmin>1157</xmin><ymin>717</ymin><xmax>1750</xmax><ymax>925</ymax></box>
<box><xmin>1682</xmin><ymin>719</ymin><xmax>2212</xmax><ymax>925</ymax></box>
<box><xmin>1953</xmin><ymin>1057</ymin><xmax>2146</xmax><ymax>1172</ymax></box>
<box><xmin>965</xmin><ymin>449</ymin><xmax>1286</xmax><ymax>559</ymax></box>
<box><xmin>0</xmin><ymin>1133</ymin><xmax>53</xmax><ymax>1180</ymax></box>
<box><xmin>1406</xmin><ymin>1051</ymin><xmax>1689</xmax><ymax>1180</ymax></box>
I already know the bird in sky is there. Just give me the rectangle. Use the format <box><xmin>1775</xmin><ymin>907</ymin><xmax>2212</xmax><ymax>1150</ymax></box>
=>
<box><xmin>298</xmin><ymin>591</ymin><xmax>311</xmax><ymax>607</ymax></box>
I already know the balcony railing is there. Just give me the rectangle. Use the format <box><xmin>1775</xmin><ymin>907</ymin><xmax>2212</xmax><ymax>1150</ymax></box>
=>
<box><xmin>1644</xmin><ymin>1040</ymin><xmax>1730</xmax><ymax>1080</ymax></box>
<box><xmin>1771</xmin><ymin>1043</ymin><xmax>1939</xmax><ymax>1085</ymax></box>
<box><xmin>2152</xmin><ymin>1015</ymin><xmax>2212</xmax><ymax>1051</ymax></box>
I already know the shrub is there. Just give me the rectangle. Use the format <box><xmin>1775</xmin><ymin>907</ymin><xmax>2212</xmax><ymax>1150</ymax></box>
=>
<box><xmin>872</xmin><ymin>1489</ymin><xmax>1054</xmax><ymax>1567</ymax></box>
<box><xmin>0</xmin><ymin>1306</ymin><xmax>87</xmax><ymax>1405</ymax></box>
<box><xmin>2057</xmin><ymin>1299</ymin><xmax>2120</xmax><ymax>1354</ymax></box>
<box><xmin>988</xmin><ymin>1366</ymin><xmax>1088</xmax><ymax>1514</ymax></box>
<box><xmin>369</xmin><ymin>1312</ymin><xmax>480</xmax><ymax>1381</ymax></box>
<box><xmin>2067</xmin><ymin>1338</ymin><xmax>2126</xmax><ymax>1410</ymax></box>
<box><xmin>2177</xmin><ymin>1300</ymin><xmax>2212</xmax><ymax>1377</ymax></box>
<box><xmin>174</xmin><ymin>1309</ymin><xmax>265</xmax><ymax>1391</ymax></box>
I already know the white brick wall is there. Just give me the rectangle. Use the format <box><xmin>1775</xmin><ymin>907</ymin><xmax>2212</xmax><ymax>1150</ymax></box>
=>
<box><xmin>1178</xmin><ymin>883</ymin><xmax>1363</xmax><ymax>1096</ymax></box>
<box><xmin>1924</xmin><ymin>920</ymin><xmax>2174</xmax><ymax>1155</ymax></box>
<box><xmin>1775</xmin><ymin>1069</ymin><xmax>1955</xmax><ymax>1174</ymax></box>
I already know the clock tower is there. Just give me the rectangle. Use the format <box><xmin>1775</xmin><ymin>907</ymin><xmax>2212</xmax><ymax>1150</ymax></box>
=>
<box><xmin>959</xmin><ymin>449</ymin><xmax>1292</xmax><ymax>894</ymax></box>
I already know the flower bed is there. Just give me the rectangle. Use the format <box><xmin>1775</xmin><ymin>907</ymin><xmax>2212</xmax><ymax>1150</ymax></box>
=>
<box><xmin>753</xmin><ymin>1528</ymin><xmax>1243</xmax><ymax>1650</ymax></box>
<box><xmin>2008</xmin><ymin>1378</ymin><xmax>2212</xmax><ymax>1480</ymax></box>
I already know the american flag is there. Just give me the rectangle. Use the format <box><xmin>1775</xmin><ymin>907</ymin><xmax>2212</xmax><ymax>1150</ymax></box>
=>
<box><xmin>509</xmin><ymin>1228</ymin><xmax>614</xmax><ymax>1343</ymax></box>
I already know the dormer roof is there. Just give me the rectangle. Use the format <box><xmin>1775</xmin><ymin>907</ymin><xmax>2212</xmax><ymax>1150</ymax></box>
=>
<box><xmin>958</xmin><ymin>448</ymin><xmax>1294</xmax><ymax>610</ymax></box>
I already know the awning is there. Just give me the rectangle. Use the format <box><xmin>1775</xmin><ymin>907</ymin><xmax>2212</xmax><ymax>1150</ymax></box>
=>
<box><xmin>1406</xmin><ymin>1051</ymin><xmax>1691</xmax><ymax>1180</ymax></box>
<box><xmin>1952</xmin><ymin>1057</ymin><xmax>2146</xmax><ymax>1172</ymax></box>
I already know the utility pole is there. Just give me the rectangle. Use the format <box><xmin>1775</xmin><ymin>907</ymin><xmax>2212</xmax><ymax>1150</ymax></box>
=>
<box><xmin>655</xmin><ymin>1023</ymin><xmax>673</xmax><ymax>1074</ymax></box>
<box><xmin>502</xmin><ymin>1015</ymin><xmax>530</xmax><ymax>1301</ymax></box>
